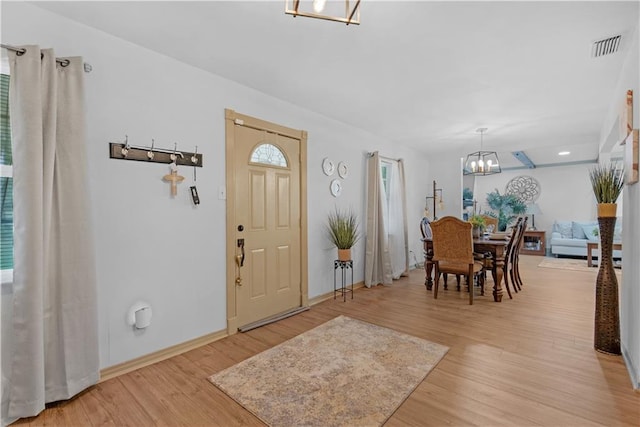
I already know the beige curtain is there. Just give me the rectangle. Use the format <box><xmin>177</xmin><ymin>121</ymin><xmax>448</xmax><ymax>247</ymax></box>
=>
<box><xmin>365</xmin><ymin>152</ymin><xmax>392</xmax><ymax>286</ymax></box>
<box><xmin>6</xmin><ymin>46</ymin><xmax>98</xmax><ymax>419</ymax></box>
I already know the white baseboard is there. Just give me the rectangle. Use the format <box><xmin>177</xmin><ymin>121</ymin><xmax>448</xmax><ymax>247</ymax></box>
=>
<box><xmin>621</xmin><ymin>344</ymin><xmax>640</xmax><ymax>390</ymax></box>
<box><xmin>308</xmin><ymin>281</ymin><xmax>365</xmax><ymax>306</ymax></box>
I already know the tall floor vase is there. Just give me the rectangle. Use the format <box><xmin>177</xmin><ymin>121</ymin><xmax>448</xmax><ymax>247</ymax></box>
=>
<box><xmin>594</xmin><ymin>203</ymin><xmax>620</xmax><ymax>355</ymax></box>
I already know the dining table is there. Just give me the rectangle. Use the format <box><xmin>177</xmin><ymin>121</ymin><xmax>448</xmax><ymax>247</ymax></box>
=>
<box><xmin>422</xmin><ymin>237</ymin><xmax>508</xmax><ymax>302</ymax></box>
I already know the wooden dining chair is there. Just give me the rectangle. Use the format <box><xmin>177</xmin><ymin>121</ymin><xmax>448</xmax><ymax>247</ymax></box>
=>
<box><xmin>504</xmin><ymin>216</ymin><xmax>526</xmax><ymax>294</ymax></box>
<box><xmin>420</xmin><ymin>216</ymin><xmax>432</xmax><ymax>241</ymax></box>
<box><xmin>422</xmin><ymin>217</ymin><xmax>459</xmax><ymax>290</ymax></box>
<box><xmin>431</xmin><ymin>216</ymin><xmax>485</xmax><ymax>305</ymax></box>
<box><xmin>501</xmin><ymin>217</ymin><xmax>523</xmax><ymax>298</ymax></box>
<box><xmin>511</xmin><ymin>216</ymin><xmax>528</xmax><ymax>291</ymax></box>
<box><xmin>481</xmin><ymin>215</ymin><xmax>499</xmax><ymax>233</ymax></box>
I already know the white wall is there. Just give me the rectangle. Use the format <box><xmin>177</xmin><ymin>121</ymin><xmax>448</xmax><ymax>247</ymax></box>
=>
<box><xmin>1</xmin><ymin>2</ymin><xmax>431</xmax><ymax>369</ymax></box>
<box><xmin>600</xmin><ymin>24</ymin><xmax>639</xmax><ymax>389</ymax></box>
<box><xmin>428</xmin><ymin>156</ymin><xmax>463</xmax><ymax>220</ymax></box>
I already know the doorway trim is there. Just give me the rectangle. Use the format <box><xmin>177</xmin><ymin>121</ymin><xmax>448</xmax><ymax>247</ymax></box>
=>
<box><xmin>224</xmin><ymin>109</ymin><xmax>308</xmax><ymax>335</ymax></box>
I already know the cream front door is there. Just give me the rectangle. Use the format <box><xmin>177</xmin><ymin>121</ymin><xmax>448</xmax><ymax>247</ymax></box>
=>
<box><xmin>225</xmin><ymin>110</ymin><xmax>308</xmax><ymax>332</ymax></box>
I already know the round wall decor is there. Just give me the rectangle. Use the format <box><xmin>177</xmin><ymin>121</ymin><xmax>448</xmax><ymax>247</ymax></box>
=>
<box><xmin>330</xmin><ymin>179</ymin><xmax>342</xmax><ymax>197</ymax></box>
<box><xmin>337</xmin><ymin>161</ymin><xmax>349</xmax><ymax>179</ymax></box>
<box><xmin>322</xmin><ymin>157</ymin><xmax>335</xmax><ymax>176</ymax></box>
<box><xmin>505</xmin><ymin>175</ymin><xmax>540</xmax><ymax>203</ymax></box>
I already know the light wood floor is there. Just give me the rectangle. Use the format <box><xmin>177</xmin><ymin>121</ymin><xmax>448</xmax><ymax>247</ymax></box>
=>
<box><xmin>14</xmin><ymin>255</ymin><xmax>639</xmax><ymax>426</ymax></box>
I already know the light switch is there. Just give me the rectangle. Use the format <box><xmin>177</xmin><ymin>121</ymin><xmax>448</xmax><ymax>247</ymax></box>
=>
<box><xmin>218</xmin><ymin>186</ymin><xmax>226</xmax><ymax>200</ymax></box>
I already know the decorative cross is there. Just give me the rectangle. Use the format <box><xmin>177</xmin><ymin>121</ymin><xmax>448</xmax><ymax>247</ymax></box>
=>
<box><xmin>163</xmin><ymin>169</ymin><xmax>184</xmax><ymax>196</ymax></box>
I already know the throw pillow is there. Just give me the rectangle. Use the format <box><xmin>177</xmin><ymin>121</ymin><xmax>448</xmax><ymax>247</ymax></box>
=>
<box><xmin>573</xmin><ymin>221</ymin><xmax>599</xmax><ymax>240</ymax></box>
<box><xmin>553</xmin><ymin>221</ymin><xmax>572</xmax><ymax>238</ymax></box>
<box><xmin>572</xmin><ymin>222</ymin><xmax>587</xmax><ymax>239</ymax></box>
<box><xmin>582</xmin><ymin>225</ymin><xmax>599</xmax><ymax>242</ymax></box>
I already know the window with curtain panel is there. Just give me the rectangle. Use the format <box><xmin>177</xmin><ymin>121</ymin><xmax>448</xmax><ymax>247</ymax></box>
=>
<box><xmin>0</xmin><ymin>73</ymin><xmax>13</xmax><ymax>283</ymax></box>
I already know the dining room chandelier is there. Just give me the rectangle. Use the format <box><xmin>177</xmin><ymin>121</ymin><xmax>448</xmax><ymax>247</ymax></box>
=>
<box><xmin>285</xmin><ymin>0</ymin><xmax>361</xmax><ymax>25</ymax></box>
<box><xmin>463</xmin><ymin>128</ymin><xmax>502</xmax><ymax>176</ymax></box>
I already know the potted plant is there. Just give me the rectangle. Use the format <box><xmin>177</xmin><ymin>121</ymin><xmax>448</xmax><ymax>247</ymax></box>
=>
<box><xmin>468</xmin><ymin>214</ymin><xmax>486</xmax><ymax>239</ymax></box>
<box><xmin>589</xmin><ymin>162</ymin><xmax>624</xmax><ymax>355</ymax></box>
<box><xmin>485</xmin><ymin>189</ymin><xmax>527</xmax><ymax>231</ymax></box>
<box><xmin>590</xmin><ymin>162</ymin><xmax>624</xmax><ymax>216</ymax></box>
<box><xmin>327</xmin><ymin>208</ymin><xmax>360</xmax><ymax>261</ymax></box>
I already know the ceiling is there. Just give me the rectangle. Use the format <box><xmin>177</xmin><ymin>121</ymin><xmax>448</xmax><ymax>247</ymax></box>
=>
<box><xmin>31</xmin><ymin>1</ymin><xmax>639</xmax><ymax>169</ymax></box>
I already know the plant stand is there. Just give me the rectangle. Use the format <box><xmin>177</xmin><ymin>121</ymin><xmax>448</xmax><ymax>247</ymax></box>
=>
<box><xmin>594</xmin><ymin>215</ymin><xmax>621</xmax><ymax>355</ymax></box>
<box><xmin>334</xmin><ymin>260</ymin><xmax>354</xmax><ymax>302</ymax></box>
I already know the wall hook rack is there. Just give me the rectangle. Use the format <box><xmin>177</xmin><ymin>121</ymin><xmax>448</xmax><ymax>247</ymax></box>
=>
<box><xmin>109</xmin><ymin>139</ymin><xmax>203</xmax><ymax>167</ymax></box>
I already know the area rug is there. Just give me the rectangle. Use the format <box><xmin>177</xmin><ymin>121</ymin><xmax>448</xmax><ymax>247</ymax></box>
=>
<box><xmin>208</xmin><ymin>315</ymin><xmax>448</xmax><ymax>427</ymax></box>
<box><xmin>538</xmin><ymin>257</ymin><xmax>595</xmax><ymax>272</ymax></box>
<box><xmin>538</xmin><ymin>257</ymin><xmax>622</xmax><ymax>274</ymax></box>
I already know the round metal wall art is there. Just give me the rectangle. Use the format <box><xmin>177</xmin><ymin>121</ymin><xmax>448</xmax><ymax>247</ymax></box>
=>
<box><xmin>505</xmin><ymin>175</ymin><xmax>540</xmax><ymax>203</ymax></box>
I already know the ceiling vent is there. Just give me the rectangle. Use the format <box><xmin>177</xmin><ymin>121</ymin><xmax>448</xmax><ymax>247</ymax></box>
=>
<box><xmin>591</xmin><ymin>35</ymin><xmax>622</xmax><ymax>58</ymax></box>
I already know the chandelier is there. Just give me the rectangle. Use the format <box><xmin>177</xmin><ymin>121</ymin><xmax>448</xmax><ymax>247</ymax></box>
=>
<box><xmin>463</xmin><ymin>128</ymin><xmax>502</xmax><ymax>176</ymax></box>
<box><xmin>285</xmin><ymin>0</ymin><xmax>361</xmax><ymax>25</ymax></box>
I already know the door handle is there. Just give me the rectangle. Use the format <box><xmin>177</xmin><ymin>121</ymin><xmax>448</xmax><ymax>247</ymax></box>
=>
<box><xmin>235</xmin><ymin>239</ymin><xmax>245</xmax><ymax>286</ymax></box>
<box><xmin>235</xmin><ymin>254</ymin><xmax>243</xmax><ymax>286</ymax></box>
<box><xmin>237</xmin><ymin>239</ymin><xmax>245</xmax><ymax>267</ymax></box>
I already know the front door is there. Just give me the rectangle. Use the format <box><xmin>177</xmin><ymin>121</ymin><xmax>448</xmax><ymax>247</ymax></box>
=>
<box><xmin>225</xmin><ymin>110</ymin><xmax>308</xmax><ymax>333</ymax></box>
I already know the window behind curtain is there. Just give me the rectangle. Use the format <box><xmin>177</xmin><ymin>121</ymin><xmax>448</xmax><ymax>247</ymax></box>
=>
<box><xmin>0</xmin><ymin>73</ymin><xmax>13</xmax><ymax>274</ymax></box>
<box><xmin>380</xmin><ymin>161</ymin><xmax>390</xmax><ymax>227</ymax></box>
<box><xmin>381</xmin><ymin>161</ymin><xmax>391</xmax><ymax>200</ymax></box>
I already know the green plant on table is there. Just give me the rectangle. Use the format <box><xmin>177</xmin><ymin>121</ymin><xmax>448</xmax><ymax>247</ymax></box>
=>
<box><xmin>468</xmin><ymin>214</ymin><xmax>486</xmax><ymax>230</ymax></box>
<box><xmin>327</xmin><ymin>208</ymin><xmax>360</xmax><ymax>249</ymax></box>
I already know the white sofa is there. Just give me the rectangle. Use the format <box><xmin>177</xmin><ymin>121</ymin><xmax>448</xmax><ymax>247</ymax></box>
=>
<box><xmin>550</xmin><ymin>220</ymin><xmax>622</xmax><ymax>258</ymax></box>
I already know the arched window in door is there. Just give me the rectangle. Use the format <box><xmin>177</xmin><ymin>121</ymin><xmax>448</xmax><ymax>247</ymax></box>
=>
<box><xmin>250</xmin><ymin>143</ymin><xmax>288</xmax><ymax>168</ymax></box>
